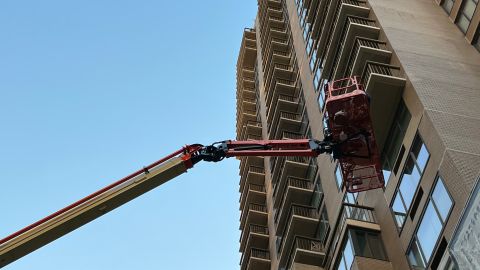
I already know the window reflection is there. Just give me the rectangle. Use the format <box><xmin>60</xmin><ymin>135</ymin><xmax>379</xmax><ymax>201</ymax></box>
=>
<box><xmin>335</xmin><ymin>229</ymin><xmax>388</xmax><ymax>270</ymax></box>
<box><xmin>390</xmin><ymin>134</ymin><xmax>430</xmax><ymax>229</ymax></box>
<box><xmin>335</xmin><ymin>165</ymin><xmax>343</xmax><ymax>189</ymax></box>
<box><xmin>407</xmin><ymin>176</ymin><xmax>453</xmax><ymax>269</ymax></box>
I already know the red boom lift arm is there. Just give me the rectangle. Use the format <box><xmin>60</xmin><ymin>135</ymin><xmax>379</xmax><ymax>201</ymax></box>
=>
<box><xmin>0</xmin><ymin>138</ymin><xmax>340</xmax><ymax>268</ymax></box>
<box><xmin>0</xmin><ymin>76</ymin><xmax>384</xmax><ymax>268</ymax></box>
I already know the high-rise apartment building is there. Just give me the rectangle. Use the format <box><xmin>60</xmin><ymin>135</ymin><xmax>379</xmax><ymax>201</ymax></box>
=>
<box><xmin>236</xmin><ymin>0</ymin><xmax>480</xmax><ymax>270</ymax></box>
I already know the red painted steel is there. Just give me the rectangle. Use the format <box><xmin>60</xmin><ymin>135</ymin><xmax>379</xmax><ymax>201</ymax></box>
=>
<box><xmin>324</xmin><ymin>76</ymin><xmax>384</xmax><ymax>192</ymax></box>
<box><xmin>225</xmin><ymin>139</ymin><xmax>318</xmax><ymax>157</ymax></box>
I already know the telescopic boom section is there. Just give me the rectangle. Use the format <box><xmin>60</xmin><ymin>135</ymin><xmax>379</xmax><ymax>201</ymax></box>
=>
<box><xmin>0</xmin><ymin>139</ymin><xmax>329</xmax><ymax>268</ymax></box>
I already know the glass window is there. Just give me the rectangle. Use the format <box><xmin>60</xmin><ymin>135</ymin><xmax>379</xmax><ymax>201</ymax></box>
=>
<box><xmin>464</xmin><ymin>0</ymin><xmax>477</xmax><ymax>18</ymax></box>
<box><xmin>313</xmin><ymin>63</ymin><xmax>321</xmax><ymax>90</ymax></box>
<box><xmin>408</xmin><ymin>240</ymin><xmax>426</xmax><ymax>268</ymax></box>
<box><xmin>336</xmin><ymin>234</ymin><xmax>355</xmax><ymax>270</ymax></box>
<box><xmin>381</xmin><ymin>100</ymin><xmax>411</xmax><ymax>183</ymax></box>
<box><xmin>344</xmin><ymin>190</ymin><xmax>357</xmax><ymax>205</ymax></box>
<box><xmin>417</xmin><ymin>203</ymin><xmax>443</xmax><ymax>260</ymax></box>
<box><xmin>442</xmin><ymin>0</ymin><xmax>455</xmax><ymax>14</ymax></box>
<box><xmin>309</xmin><ymin>50</ymin><xmax>317</xmax><ymax>71</ymax></box>
<box><xmin>316</xmin><ymin>208</ymin><xmax>329</xmax><ymax>244</ymax></box>
<box><xmin>318</xmin><ymin>85</ymin><xmax>325</xmax><ymax>109</ymax></box>
<box><xmin>390</xmin><ymin>134</ymin><xmax>430</xmax><ymax>230</ymax></box>
<box><xmin>335</xmin><ymin>229</ymin><xmax>388</xmax><ymax>269</ymax></box>
<box><xmin>432</xmin><ymin>178</ymin><xmax>452</xmax><ymax>221</ymax></box>
<box><xmin>407</xmin><ymin>176</ymin><xmax>453</xmax><ymax>269</ymax></box>
<box><xmin>335</xmin><ymin>165</ymin><xmax>343</xmax><ymax>189</ymax></box>
<box><xmin>351</xmin><ymin>230</ymin><xmax>388</xmax><ymax>260</ymax></box>
<box><xmin>456</xmin><ymin>0</ymin><xmax>478</xmax><ymax>33</ymax></box>
<box><xmin>311</xmin><ymin>176</ymin><xmax>324</xmax><ymax>209</ymax></box>
<box><xmin>473</xmin><ymin>27</ymin><xmax>480</xmax><ymax>51</ymax></box>
<box><xmin>392</xmin><ymin>194</ymin><xmax>407</xmax><ymax>227</ymax></box>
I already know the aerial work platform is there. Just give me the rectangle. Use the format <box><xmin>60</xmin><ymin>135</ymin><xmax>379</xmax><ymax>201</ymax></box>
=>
<box><xmin>324</xmin><ymin>76</ymin><xmax>384</xmax><ymax>192</ymax></box>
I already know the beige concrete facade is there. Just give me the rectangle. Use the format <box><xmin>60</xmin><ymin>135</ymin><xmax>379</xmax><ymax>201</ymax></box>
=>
<box><xmin>236</xmin><ymin>0</ymin><xmax>480</xmax><ymax>270</ymax></box>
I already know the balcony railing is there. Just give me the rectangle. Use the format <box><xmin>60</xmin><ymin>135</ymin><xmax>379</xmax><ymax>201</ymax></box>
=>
<box><xmin>330</xmin><ymin>16</ymin><xmax>377</xmax><ymax>80</ymax></box>
<box><xmin>274</xmin><ymin>176</ymin><xmax>313</xmax><ymax>210</ymax></box>
<box><xmin>361</xmin><ymin>61</ymin><xmax>401</xmax><ymax>85</ymax></box>
<box><xmin>286</xmin><ymin>236</ymin><xmax>325</xmax><ymax>269</ymax></box>
<box><xmin>246</xmin><ymin>134</ymin><xmax>263</xmax><ymax>141</ymax></box>
<box><xmin>249</xmin><ymin>224</ymin><xmax>269</xmax><ymax>235</ymax></box>
<box><xmin>242</xmin><ymin>109</ymin><xmax>257</xmax><ymax>116</ymax></box>
<box><xmin>240</xmin><ymin>183</ymin><xmax>266</xmax><ymax>209</ymax></box>
<box><xmin>239</xmin><ymin>223</ymin><xmax>269</xmax><ymax>251</ymax></box>
<box><xmin>276</xmin><ymin>204</ymin><xmax>319</xmax><ymax>227</ymax></box>
<box><xmin>240</xmin><ymin>248</ymin><xmax>271</xmax><ymax>270</ymax></box>
<box><xmin>273</xmin><ymin>49</ymin><xmax>289</xmax><ymax>57</ymax></box>
<box><xmin>294</xmin><ymin>236</ymin><xmax>324</xmax><ymax>252</ymax></box>
<box><xmin>280</xmin><ymin>111</ymin><xmax>302</xmax><ymax>121</ymax></box>
<box><xmin>282</xmin><ymin>131</ymin><xmax>306</xmax><ymax>140</ymax></box>
<box><xmin>274</xmin><ymin>63</ymin><xmax>291</xmax><ymax>71</ymax></box>
<box><xmin>248</xmin><ymin>203</ymin><xmax>267</xmax><ymax>213</ymax></box>
<box><xmin>240</xmin><ymin>203</ymin><xmax>268</xmax><ymax>229</ymax></box>
<box><xmin>240</xmin><ymin>166</ymin><xmax>265</xmax><ymax>193</ymax></box>
<box><xmin>251</xmin><ymin>247</ymin><xmax>270</xmax><ymax>260</ymax></box>
<box><xmin>238</xmin><ymin>121</ymin><xmax>262</xmax><ymax>141</ymax></box>
<box><xmin>345</xmin><ymin>38</ymin><xmax>387</xmax><ymax>77</ymax></box>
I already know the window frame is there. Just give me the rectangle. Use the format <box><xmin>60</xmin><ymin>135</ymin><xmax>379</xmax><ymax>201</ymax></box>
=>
<box><xmin>334</xmin><ymin>229</ymin><xmax>389</xmax><ymax>270</ymax></box>
<box><xmin>381</xmin><ymin>99</ymin><xmax>411</xmax><ymax>185</ymax></box>
<box><xmin>406</xmin><ymin>175</ymin><xmax>454</xmax><ymax>269</ymax></box>
<box><xmin>455</xmin><ymin>0</ymin><xmax>478</xmax><ymax>33</ymax></box>
<box><xmin>390</xmin><ymin>133</ymin><xmax>431</xmax><ymax>232</ymax></box>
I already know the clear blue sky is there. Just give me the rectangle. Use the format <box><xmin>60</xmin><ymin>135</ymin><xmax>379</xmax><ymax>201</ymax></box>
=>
<box><xmin>0</xmin><ymin>1</ymin><xmax>256</xmax><ymax>269</ymax></box>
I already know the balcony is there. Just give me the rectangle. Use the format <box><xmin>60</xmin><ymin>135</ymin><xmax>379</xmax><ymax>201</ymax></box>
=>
<box><xmin>265</xmin><ymin>79</ymin><xmax>296</xmax><ymax>112</ymax></box>
<box><xmin>269</xmin><ymin>17</ymin><xmax>285</xmax><ymax>29</ymax></box>
<box><xmin>238</xmin><ymin>121</ymin><xmax>262</xmax><ymax>141</ymax></box>
<box><xmin>267</xmin><ymin>7</ymin><xmax>283</xmax><ymax>18</ymax></box>
<box><xmin>242</xmin><ymin>77</ymin><xmax>255</xmax><ymax>89</ymax></box>
<box><xmin>317</xmin><ymin>0</ymin><xmax>370</xmax><ymax>58</ymax></box>
<box><xmin>271</xmin><ymin>36</ymin><xmax>289</xmax><ymax>51</ymax></box>
<box><xmin>239</xmin><ymin>183</ymin><xmax>266</xmax><ymax>212</ymax></box>
<box><xmin>277</xmin><ymin>205</ymin><xmax>320</xmax><ymax>268</ymax></box>
<box><xmin>272</xmin><ymin>49</ymin><xmax>291</xmax><ymax>65</ymax></box>
<box><xmin>242</xmin><ymin>68</ymin><xmax>255</xmax><ymax>80</ymax></box>
<box><xmin>270</xmin><ymin>112</ymin><xmax>303</xmax><ymax>139</ymax></box>
<box><xmin>270</xmin><ymin>26</ymin><xmax>288</xmax><ymax>40</ymax></box>
<box><xmin>286</xmin><ymin>236</ymin><xmax>326</xmax><ymax>269</ymax></box>
<box><xmin>238</xmin><ymin>88</ymin><xmax>256</xmax><ymax>102</ymax></box>
<box><xmin>344</xmin><ymin>37</ymin><xmax>391</xmax><ymax>78</ymax></box>
<box><xmin>325</xmin><ymin>203</ymin><xmax>380</xmax><ymax>269</ymax></box>
<box><xmin>273</xmin><ymin>176</ymin><xmax>314</xmax><ymax>214</ymax></box>
<box><xmin>270</xmin><ymin>154</ymin><xmax>311</xmax><ymax>188</ymax></box>
<box><xmin>239</xmin><ymin>29</ymin><xmax>257</xmax><ymax>69</ymax></box>
<box><xmin>240</xmin><ymin>203</ymin><xmax>268</xmax><ymax>230</ymax></box>
<box><xmin>361</xmin><ymin>61</ymin><xmax>405</xmax><ymax>151</ymax></box>
<box><xmin>239</xmin><ymin>165</ymin><xmax>265</xmax><ymax>193</ymax></box>
<box><xmin>240</xmin><ymin>109</ymin><xmax>257</xmax><ymax>126</ymax></box>
<box><xmin>332</xmin><ymin>22</ymin><xmax>387</xmax><ymax>79</ymax></box>
<box><xmin>240</xmin><ymin>248</ymin><xmax>271</xmax><ymax>270</ymax></box>
<box><xmin>311</xmin><ymin>0</ymin><xmax>330</xmax><ymax>40</ymax></box>
<box><xmin>324</xmin><ymin>16</ymin><xmax>379</xmax><ymax>81</ymax></box>
<box><xmin>267</xmin><ymin>95</ymin><xmax>300</xmax><ymax>133</ymax></box>
<box><xmin>306</xmin><ymin>0</ymin><xmax>319</xmax><ymax>24</ymax></box>
<box><xmin>241</xmin><ymin>98</ymin><xmax>256</xmax><ymax>112</ymax></box>
<box><xmin>239</xmin><ymin>224</ymin><xmax>269</xmax><ymax>253</ymax></box>
<box><xmin>273</xmin><ymin>63</ymin><xmax>294</xmax><ymax>80</ymax></box>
